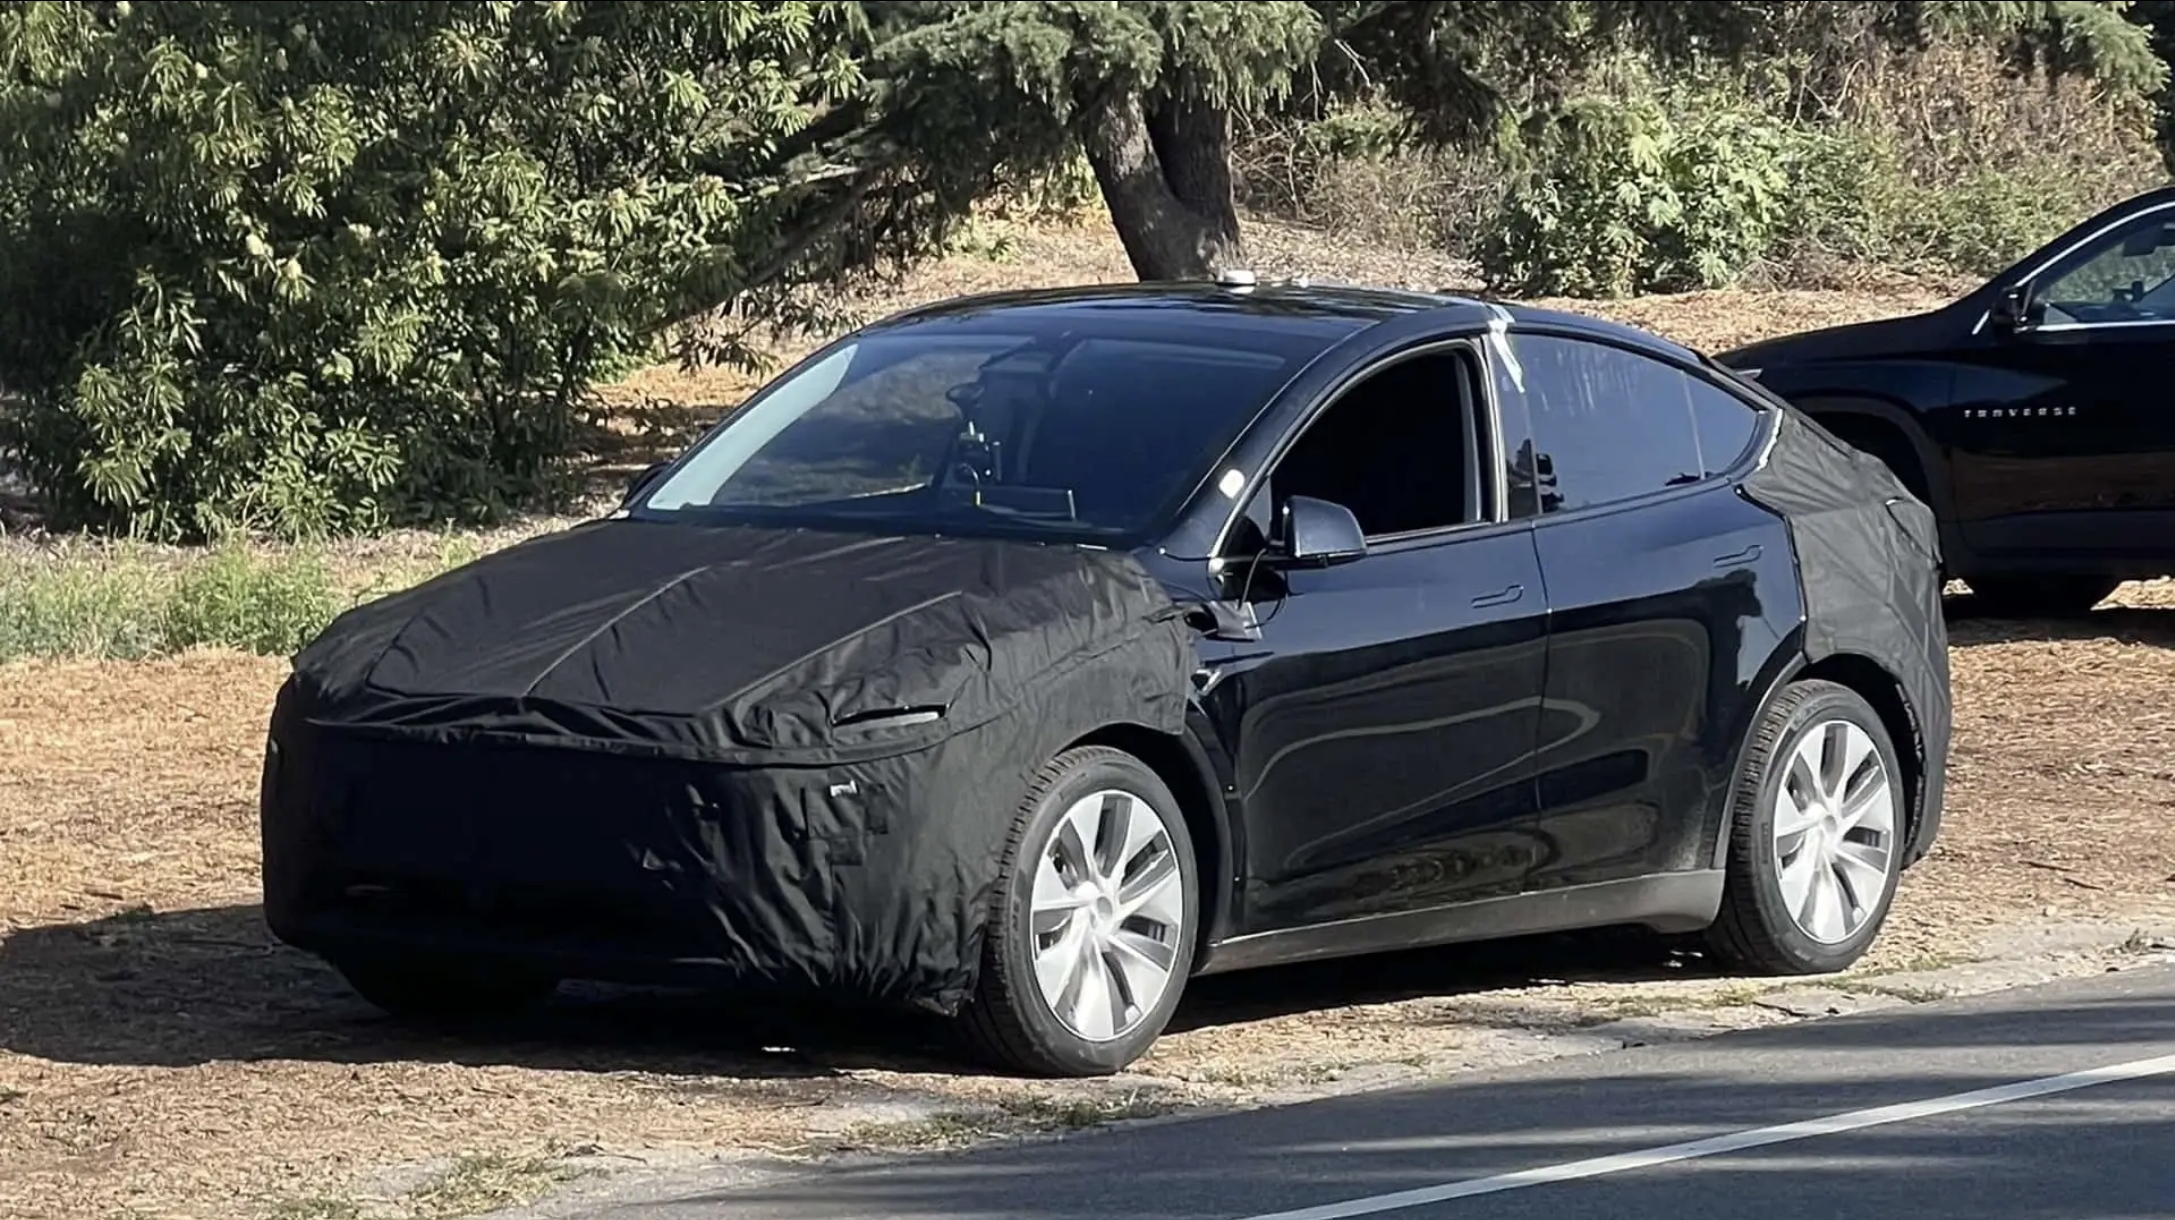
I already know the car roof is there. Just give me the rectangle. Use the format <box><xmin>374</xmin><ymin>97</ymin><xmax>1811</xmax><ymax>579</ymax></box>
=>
<box><xmin>857</xmin><ymin>280</ymin><xmax>1709</xmax><ymax>365</ymax></box>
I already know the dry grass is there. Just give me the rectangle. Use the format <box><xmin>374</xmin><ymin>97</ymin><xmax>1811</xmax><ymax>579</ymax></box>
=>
<box><xmin>4</xmin><ymin>218</ymin><xmax>2172</xmax><ymax>1220</ymax></box>
<box><xmin>5</xmin><ymin>585</ymin><xmax>2174</xmax><ymax>1219</ymax></box>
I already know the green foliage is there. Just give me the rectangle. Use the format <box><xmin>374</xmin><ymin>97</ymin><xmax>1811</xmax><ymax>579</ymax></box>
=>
<box><xmin>0</xmin><ymin>0</ymin><xmax>2168</xmax><ymax>547</ymax></box>
<box><xmin>1465</xmin><ymin>32</ymin><xmax>2164</xmax><ymax>297</ymax></box>
<box><xmin>0</xmin><ymin>544</ymin><xmax>172</xmax><ymax>660</ymax></box>
<box><xmin>0</xmin><ymin>533</ymin><xmax>490</xmax><ymax>661</ymax></box>
<box><xmin>161</xmin><ymin>543</ymin><xmax>337</xmax><ymax>655</ymax></box>
<box><xmin>1483</xmin><ymin>91</ymin><xmax>1797</xmax><ymax>296</ymax></box>
<box><xmin>0</xmin><ymin>1</ymin><xmax>869</xmax><ymax>542</ymax></box>
<box><xmin>0</xmin><ymin>541</ymin><xmax>335</xmax><ymax>659</ymax></box>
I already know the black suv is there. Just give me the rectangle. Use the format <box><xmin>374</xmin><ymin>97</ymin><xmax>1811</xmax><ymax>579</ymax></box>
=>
<box><xmin>1717</xmin><ymin>185</ymin><xmax>2175</xmax><ymax>617</ymax></box>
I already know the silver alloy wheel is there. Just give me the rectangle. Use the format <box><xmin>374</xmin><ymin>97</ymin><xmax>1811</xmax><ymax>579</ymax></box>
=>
<box><xmin>1028</xmin><ymin>788</ymin><xmax>1187</xmax><ymax>1042</ymax></box>
<box><xmin>1772</xmin><ymin>718</ymin><xmax>1898</xmax><ymax>945</ymax></box>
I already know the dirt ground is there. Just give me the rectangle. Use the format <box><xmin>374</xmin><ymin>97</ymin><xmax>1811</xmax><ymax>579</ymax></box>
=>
<box><xmin>5</xmin><ymin>219</ymin><xmax>2175</xmax><ymax>1220</ymax></box>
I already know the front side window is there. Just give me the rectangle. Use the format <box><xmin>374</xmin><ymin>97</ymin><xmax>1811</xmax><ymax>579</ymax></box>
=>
<box><xmin>1233</xmin><ymin>347</ymin><xmax>1485</xmax><ymax>550</ymax></box>
<box><xmin>2035</xmin><ymin>206</ymin><xmax>2175</xmax><ymax>325</ymax></box>
<box><xmin>638</xmin><ymin>324</ymin><xmax>1314</xmax><ymax>542</ymax></box>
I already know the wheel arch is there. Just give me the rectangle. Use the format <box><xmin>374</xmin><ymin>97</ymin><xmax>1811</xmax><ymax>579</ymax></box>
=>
<box><xmin>1065</xmin><ymin>720</ymin><xmax>1235</xmax><ymax>970</ymax></box>
<box><xmin>1712</xmin><ymin>648</ymin><xmax>1932</xmax><ymax>872</ymax></box>
<box><xmin>1790</xmin><ymin>397</ymin><xmax>1965</xmax><ymax>563</ymax></box>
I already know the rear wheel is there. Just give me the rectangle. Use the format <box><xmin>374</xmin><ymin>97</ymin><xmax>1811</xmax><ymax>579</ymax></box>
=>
<box><xmin>1966</xmin><ymin>574</ymin><xmax>2118</xmax><ymax>618</ymax></box>
<box><xmin>335</xmin><ymin>956</ymin><xmax>559</xmax><ymax>1022</ymax></box>
<box><xmin>961</xmin><ymin>746</ymin><xmax>1198</xmax><ymax>1077</ymax></box>
<box><xmin>1813</xmin><ymin>412</ymin><xmax>1930</xmax><ymax>504</ymax></box>
<box><xmin>1707</xmin><ymin>680</ymin><xmax>1906</xmax><ymax>976</ymax></box>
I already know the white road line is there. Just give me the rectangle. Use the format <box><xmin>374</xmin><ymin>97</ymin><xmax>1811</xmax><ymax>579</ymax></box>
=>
<box><xmin>1237</xmin><ymin>1051</ymin><xmax>2175</xmax><ymax>1220</ymax></box>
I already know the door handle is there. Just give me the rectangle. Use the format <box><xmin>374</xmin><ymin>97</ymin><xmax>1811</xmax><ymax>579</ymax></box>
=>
<box><xmin>1712</xmin><ymin>544</ymin><xmax>1763</xmax><ymax>570</ymax></box>
<box><xmin>1470</xmin><ymin>584</ymin><xmax>1524</xmax><ymax>609</ymax></box>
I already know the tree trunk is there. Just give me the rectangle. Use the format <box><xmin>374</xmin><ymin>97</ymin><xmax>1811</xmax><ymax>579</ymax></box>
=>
<box><xmin>1078</xmin><ymin>91</ymin><xmax>1245</xmax><ymax>281</ymax></box>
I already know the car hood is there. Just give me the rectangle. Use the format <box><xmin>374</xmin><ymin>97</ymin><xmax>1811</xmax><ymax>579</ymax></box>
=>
<box><xmin>1716</xmin><ymin>303</ymin><xmax>1963</xmax><ymax>370</ymax></box>
<box><xmin>282</xmin><ymin>518</ymin><xmax>1188</xmax><ymax>760</ymax></box>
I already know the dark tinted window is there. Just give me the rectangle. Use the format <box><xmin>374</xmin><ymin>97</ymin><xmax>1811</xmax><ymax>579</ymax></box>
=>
<box><xmin>1686</xmin><ymin>374</ymin><xmax>1762</xmax><ymax>475</ymax></box>
<box><xmin>640</xmin><ymin>322</ymin><xmax>1316</xmax><ymax>542</ymax></box>
<box><xmin>1255</xmin><ymin>350</ymin><xmax>1480</xmax><ymax>541</ymax></box>
<box><xmin>1514</xmin><ymin>336</ymin><xmax>1729</xmax><ymax>513</ymax></box>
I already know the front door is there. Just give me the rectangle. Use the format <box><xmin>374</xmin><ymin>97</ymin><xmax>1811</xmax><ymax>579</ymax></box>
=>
<box><xmin>1193</xmin><ymin>342</ymin><xmax>1552</xmax><ymax>935</ymax></box>
<box><xmin>1948</xmin><ymin>201</ymin><xmax>2175</xmax><ymax>565</ymax></box>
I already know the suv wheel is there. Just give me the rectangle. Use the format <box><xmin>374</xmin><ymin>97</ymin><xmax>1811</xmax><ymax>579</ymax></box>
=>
<box><xmin>1967</xmin><ymin>574</ymin><xmax>2118</xmax><ymax>618</ymax></box>
<box><xmin>335</xmin><ymin>956</ymin><xmax>559</xmax><ymax>1021</ymax></box>
<box><xmin>1707</xmin><ymin>679</ymin><xmax>1906</xmax><ymax>976</ymax></box>
<box><xmin>962</xmin><ymin>746</ymin><xmax>1198</xmax><ymax>1077</ymax></box>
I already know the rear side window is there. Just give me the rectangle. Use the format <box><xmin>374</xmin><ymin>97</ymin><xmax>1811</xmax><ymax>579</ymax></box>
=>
<box><xmin>1513</xmin><ymin>335</ymin><xmax>1761</xmax><ymax>514</ymax></box>
<box><xmin>1686</xmin><ymin>376</ymin><xmax>1763</xmax><ymax>475</ymax></box>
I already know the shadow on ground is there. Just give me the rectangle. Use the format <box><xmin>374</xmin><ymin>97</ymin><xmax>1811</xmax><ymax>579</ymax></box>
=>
<box><xmin>1943</xmin><ymin>594</ymin><xmax>2175</xmax><ymax>648</ymax></box>
<box><xmin>0</xmin><ymin>902</ymin><xmax>1702</xmax><ymax>1077</ymax></box>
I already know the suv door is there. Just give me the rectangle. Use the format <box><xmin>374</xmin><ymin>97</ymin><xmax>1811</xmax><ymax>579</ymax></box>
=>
<box><xmin>1195</xmin><ymin>341</ymin><xmax>1552</xmax><ymax>939</ymax></box>
<box><xmin>1952</xmin><ymin>200</ymin><xmax>2175</xmax><ymax>565</ymax></box>
<box><xmin>1492</xmin><ymin>332</ymin><xmax>1801</xmax><ymax>895</ymax></box>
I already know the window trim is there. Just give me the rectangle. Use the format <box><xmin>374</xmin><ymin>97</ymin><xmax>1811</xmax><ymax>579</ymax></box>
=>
<box><xmin>1208</xmin><ymin>337</ymin><xmax>1506</xmax><ymax>564</ymax></box>
<box><xmin>1497</xmin><ymin>326</ymin><xmax>1779</xmax><ymax>526</ymax></box>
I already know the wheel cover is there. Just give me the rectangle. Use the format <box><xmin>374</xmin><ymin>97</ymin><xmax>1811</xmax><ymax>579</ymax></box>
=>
<box><xmin>1772</xmin><ymin>719</ymin><xmax>1899</xmax><ymax>946</ymax></box>
<box><xmin>1028</xmin><ymin>788</ymin><xmax>1187</xmax><ymax>1043</ymax></box>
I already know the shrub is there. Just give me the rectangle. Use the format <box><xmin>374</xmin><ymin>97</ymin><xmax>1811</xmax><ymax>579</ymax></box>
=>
<box><xmin>1480</xmin><ymin>90</ymin><xmax>1797</xmax><ymax>297</ymax></box>
<box><xmin>0</xmin><ymin>2</ymin><xmax>868</xmax><ymax>543</ymax></box>
<box><xmin>0</xmin><ymin>544</ymin><xmax>172</xmax><ymax>661</ymax></box>
<box><xmin>1234</xmin><ymin>102</ymin><xmax>1505</xmax><ymax>255</ymax></box>
<box><xmin>0</xmin><ymin>533</ymin><xmax>487</xmax><ymax>662</ymax></box>
<box><xmin>1780</xmin><ymin>43</ymin><xmax>2165</xmax><ymax>279</ymax></box>
<box><xmin>1240</xmin><ymin>38</ymin><xmax>2163</xmax><ymax>299</ymax></box>
<box><xmin>162</xmin><ymin>544</ymin><xmax>338</xmax><ymax>656</ymax></box>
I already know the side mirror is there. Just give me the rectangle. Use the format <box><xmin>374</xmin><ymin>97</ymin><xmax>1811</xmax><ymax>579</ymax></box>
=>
<box><xmin>1274</xmin><ymin>495</ymin><xmax>1368</xmax><ymax>568</ymax></box>
<box><xmin>622</xmin><ymin>460</ymin><xmax>668</xmax><ymax>508</ymax></box>
<box><xmin>1990</xmin><ymin>282</ymin><xmax>2041</xmax><ymax>333</ymax></box>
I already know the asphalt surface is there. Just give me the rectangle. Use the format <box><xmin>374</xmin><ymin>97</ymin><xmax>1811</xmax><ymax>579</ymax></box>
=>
<box><xmin>592</xmin><ymin>962</ymin><xmax>2175</xmax><ymax>1220</ymax></box>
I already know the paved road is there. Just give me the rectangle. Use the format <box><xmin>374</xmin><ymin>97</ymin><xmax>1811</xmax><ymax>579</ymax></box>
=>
<box><xmin>592</xmin><ymin>962</ymin><xmax>2175</xmax><ymax>1220</ymax></box>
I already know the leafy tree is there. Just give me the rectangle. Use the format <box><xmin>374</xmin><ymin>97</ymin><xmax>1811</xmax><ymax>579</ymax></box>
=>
<box><xmin>861</xmin><ymin>0</ymin><xmax>2166</xmax><ymax>281</ymax></box>
<box><xmin>2125</xmin><ymin>0</ymin><xmax>2175</xmax><ymax>165</ymax></box>
<box><xmin>1</xmin><ymin>1</ymin><xmax>2163</xmax><ymax>541</ymax></box>
<box><xmin>0</xmin><ymin>1</ymin><xmax>890</xmax><ymax>541</ymax></box>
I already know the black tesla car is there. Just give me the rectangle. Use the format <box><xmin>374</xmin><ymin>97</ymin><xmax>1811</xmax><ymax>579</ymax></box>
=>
<box><xmin>1718</xmin><ymin>185</ymin><xmax>2175</xmax><ymax>617</ymax></box>
<box><xmin>259</xmin><ymin>280</ymin><xmax>1952</xmax><ymax>1077</ymax></box>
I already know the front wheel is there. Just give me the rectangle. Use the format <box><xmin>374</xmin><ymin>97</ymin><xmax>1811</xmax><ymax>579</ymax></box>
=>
<box><xmin>1707</xmin><ymin>679</ymin><xmax>1907</xmax><ymax>976</ymax></box>
<box><xmin>961</xmin><ymin>746</ymin><xmax>1199</xmax><ymax>1077</ymax></box>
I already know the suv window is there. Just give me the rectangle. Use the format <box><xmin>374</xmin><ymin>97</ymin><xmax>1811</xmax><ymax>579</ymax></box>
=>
<box><xmin>2037</xmin><ymin>207</ymin><xmax>2175</xmax><ymax>325</ymax></box>
<box><xmin>1237</xmin><ymin>348</ymin><xmax>1483</xmax><ymax>548</ymax></box>
<box><xmin>1514</xmin><ymin>336</ymin><xmax>1754</xmax><ymax>514</ymax></box>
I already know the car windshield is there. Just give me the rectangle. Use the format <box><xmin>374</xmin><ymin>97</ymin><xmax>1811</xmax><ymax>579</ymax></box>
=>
<box><xmin>634</xmin><ymin>316</ymin><xmax>1322</xmax><ymax>543</ymax></box>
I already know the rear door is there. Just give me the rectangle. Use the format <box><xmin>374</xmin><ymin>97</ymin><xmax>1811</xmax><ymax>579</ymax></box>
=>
<box><xmin>1948</xmin><ymin>200</ymin><xmax>2175</xmax><ymax>565</ymax></box>
<box><xmin>1491</xmin><ymin>331</ymin><xmax>1801</xmax><ymax>894</ymax></box>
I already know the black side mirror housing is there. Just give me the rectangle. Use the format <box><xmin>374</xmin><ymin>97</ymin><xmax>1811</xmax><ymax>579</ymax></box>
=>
<box><xmin>1272</xmin><ymin>495</ymin><xmax>1368</xmax><ymax>568</ymax></box>
<box><xmin>622</xmin><ymin>460</ymin><xmax>669</xmax><ymax>508</ymax></box>
<box><xmin>1990</xmin><ymin>282</ymin><xmax>2040</xmax><ymax>333</ymax></box>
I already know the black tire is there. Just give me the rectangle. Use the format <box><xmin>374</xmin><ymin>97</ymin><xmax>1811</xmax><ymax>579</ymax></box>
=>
<box><xmin>961</xmin><ymin>746</ymin><xmax>1199</xmax><ymax>1077</ymax></box>
<box><xmin>1706</xmin><ymin>679</ymin><xmax>1908</xmax><ymax>976</ymax></box>
<box><xmin>1966</xmin><ymin>574</ymin><xmax>2119</xmax><ymax>619</ymax></box>
<box><xmin>335</xmin><ymin>956</ymin><xmax>559</xmax><ymax>1022</ymax></box>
